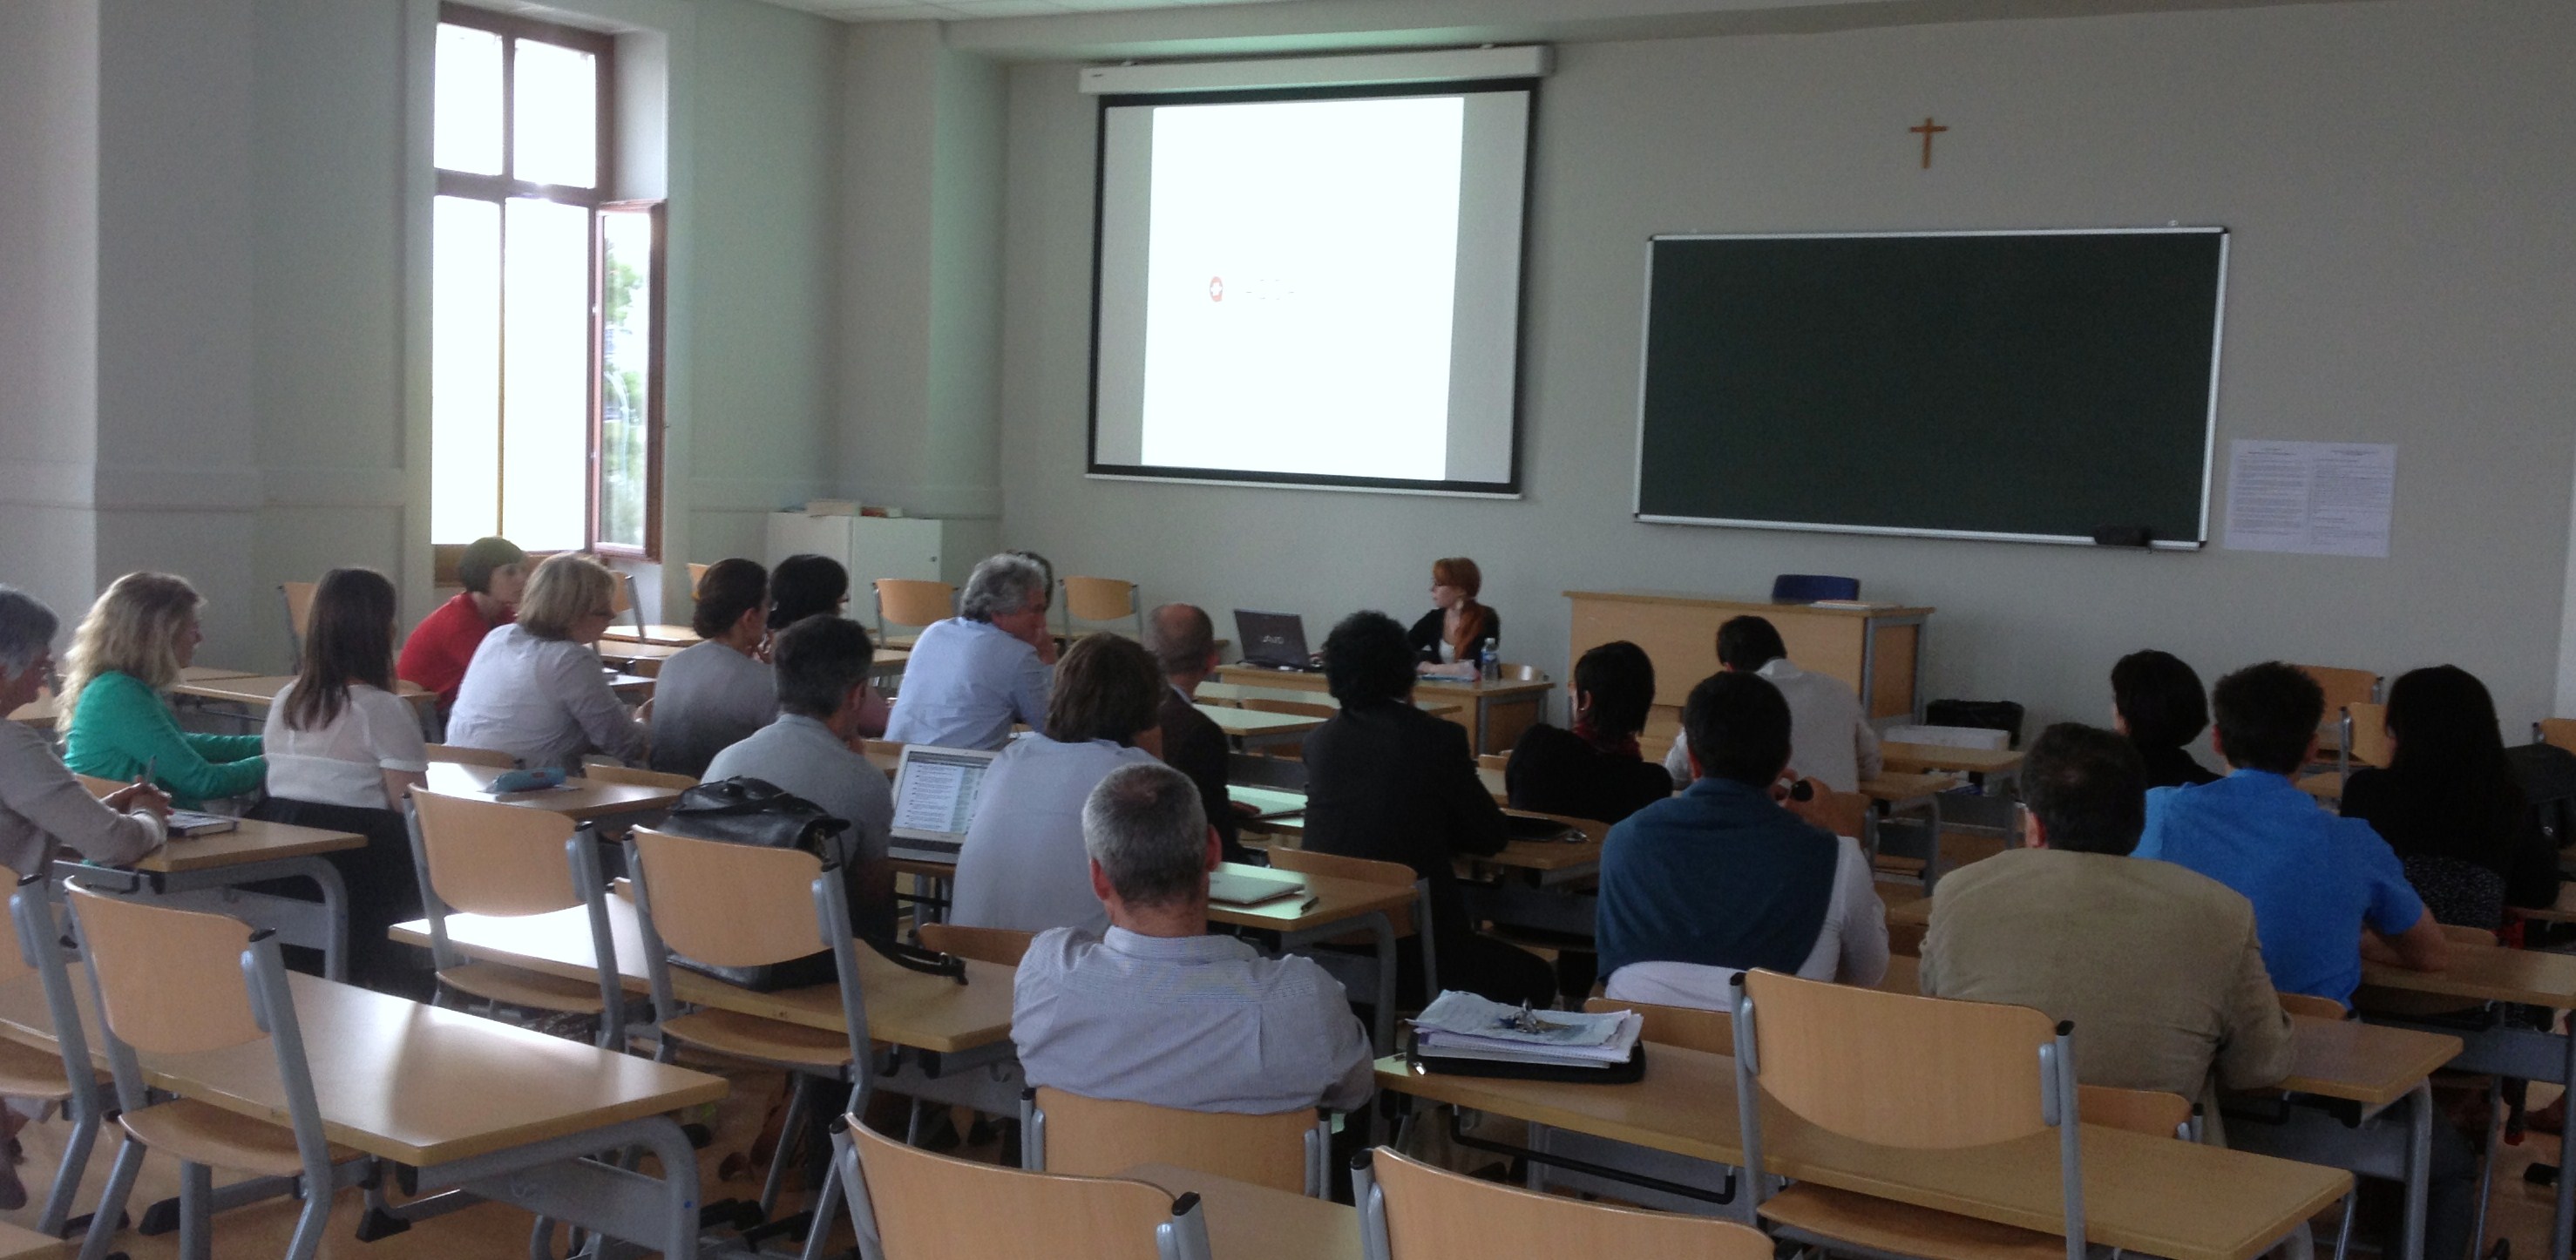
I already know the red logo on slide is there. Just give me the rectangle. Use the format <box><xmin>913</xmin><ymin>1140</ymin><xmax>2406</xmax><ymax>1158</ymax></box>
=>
<box><xmin>1208</xmin><ymin>276</ymin><xmax>1224</xmax><ymax>302</ymax></box>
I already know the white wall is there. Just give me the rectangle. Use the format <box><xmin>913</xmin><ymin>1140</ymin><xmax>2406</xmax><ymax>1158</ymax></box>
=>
<box><xmin>994</xmin><ymin>0</ymin><xmax>2576</xmax><ymax>735</ymax></box>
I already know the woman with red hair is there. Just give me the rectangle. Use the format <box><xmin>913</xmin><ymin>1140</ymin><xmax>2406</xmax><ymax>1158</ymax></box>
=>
<box><xmin>1406</xmin><ymin>557</ymin><xmax>1499</xmax><ymax>680</ymax></box>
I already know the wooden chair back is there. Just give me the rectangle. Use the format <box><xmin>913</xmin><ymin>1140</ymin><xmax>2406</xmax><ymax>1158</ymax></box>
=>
<box><xmin>1058</xmin><ymin>576</ymin><xmax>1141</xmax><ymax>636</ymax></box>
<box><xmin>2076</xmin><ymin>1084</ymin><xmax>2192</xmax><ymax>1139</ymax></box>
<box><xmin>609</xmin><ymin>572</ymin><xmax>647</xmax><ymax>637</ymax></box>
<box><xmin>0</xmin><ymin>865</ymin><xmax>28</xmax><ymax>988</ymax></box>
<box><xmin>916</xmin><ymin>924</ymin><xmax>1034</xmax><ymax>968</ymax></box>
<box><xmin>2539</xmin><ymin>719</ymin><xmax>2576</xmax><ymax>756</ymax></box>
<box><xmin>410</xmin><ymin>789</ymin><xmax>581</xmax><ymax>917</ymax></box>
<box><xmin>1027</xmin><ymin>1087</ymin><xmax>1318</xmax><ymax>1194</ymax></box>
<box><xmin>585</xmin><ymin>764</ymin><xmax>696</xmax><ymax>790</ymax></box>
<box><xmin>1265</xmin><ymin>847</ymin><xmax>1419</xmax><ymax>938</ymax></box>
<box><xmin>2295</xmin><ymin>665</ymin><xmax>2383</xmax><ymax>718</ymax></box>
<box><xmin>848</xmin><ymin>1118</ymin><xmax>1182</xmax><ymax>1260</ymax></box>
<box><xmin>1368</xmin><ymin>1146</ymin><xmax>1772</xmax><ymax>1260</ymax></box>
<box><xmin>1743</xmin><ymin>967</ymin><xmax>2055</xmax><ymax>1149</ymax></box>
<box><xmin>425</xmin><ymin>743</ymin><xmax>518</xmax><ymax>769</ymax></box>
<box><xmin>279</xmin><ymin>580</ymin><xmax>316</xmax><ymax>648</ymax></box>
<box><xmin>629</xmin><ymin>827</ymin><xmax>826</xmax><ymax>968</ymax></box>
<box><xmin>2276</xmin><ymin>991</ymin><xmax>2348</xmax><ymax>1020</ymax></box>
<box><xmin>687</xmin><ymin>563</ymin><xmax>709</xmax><ymax>597</ymax></box>
<box><xmin>2342</xmin><ymin>702</ymin><xmax>2393</xmax><ymax>769</ymax></box>
<box><xmin>1583</xmin><ymin>996</ymin><xmax>1730</xmax><ymax>1053</ymax></box>
<box><xmin>65</xmin><ymin>884</ymin><xmax>267</xmax><ymax>1056</ymax></box>
<box><xmin>1476</xmin><ymin>752</ymin><xmax>1508</xmax><ymax>775</ymax></box>
<box><xmin>874</xmin><ymin>579</ymin><xmax>955</xmax><ymax>633</ymax></box>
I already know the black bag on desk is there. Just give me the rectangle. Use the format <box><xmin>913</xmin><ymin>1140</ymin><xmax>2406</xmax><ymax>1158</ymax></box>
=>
<box><xmin>657</xmin><ymin>777</ymin><xmax>964</xmax><ymax>991</ymax></box>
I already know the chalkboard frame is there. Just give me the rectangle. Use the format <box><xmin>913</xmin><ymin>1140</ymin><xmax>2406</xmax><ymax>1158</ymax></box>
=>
<box><xmin>1630</xmin><ymin>227</ymin><xmax>2227</xmax><ymax>550</ymax></box>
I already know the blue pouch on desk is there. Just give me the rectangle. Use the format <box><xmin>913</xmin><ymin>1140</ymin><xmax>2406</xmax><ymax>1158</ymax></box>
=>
<box><xmin>486</xmin><ymin>767</ymin><xmax>566</xmax><ymax>794</ymax></box>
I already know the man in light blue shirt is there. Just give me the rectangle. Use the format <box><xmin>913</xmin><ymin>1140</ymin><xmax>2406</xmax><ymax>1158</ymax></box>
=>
<box><xmin>2135</xmin><ymin>660</ymin><xmax>2445</xmax><ymax>1006</ymax></box>
<box><xmin>1013</xmin><ymin>762</ymin><xmax>1374</xmax><ymax>1114</ymax></box>
<box><xmin>883</xmin><ymin>553</ymin><xmax>1052</xmax><ymax>750</ymax></box>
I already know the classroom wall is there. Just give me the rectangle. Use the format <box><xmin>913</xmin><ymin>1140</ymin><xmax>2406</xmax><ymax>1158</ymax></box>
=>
<box><xmin>994</xmin><ymin>0</ymin><xmax>2576</xmax><ymax>737</ymax></box>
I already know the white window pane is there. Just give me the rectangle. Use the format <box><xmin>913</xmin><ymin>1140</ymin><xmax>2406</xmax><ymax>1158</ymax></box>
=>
<box><xmin>433</xmin><ymin>25</ymin><xmax>502</xmax><ymax>177</ymax></box>
<box><xmin>597</xmin><ymin>209</ymin><xmax>654</xmax><ymax>551</ymax></box>
<box><xmin>512</xmin><ymin>41</ymin><xmax>597</xmax><ymax>189</ymax></box>
<box><xmin>430</xmin><ymin>197</ymin><xmax>501</xmax><ymax>543</ymax></box>
<box><xmin>502</xmin><ymin>198</ymin><xmax>592</xmax><ymax>552</ymax></box>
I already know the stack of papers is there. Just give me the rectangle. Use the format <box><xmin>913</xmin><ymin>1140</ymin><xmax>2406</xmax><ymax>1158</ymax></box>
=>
<box><xmin>1411</xmin><ymin>992</ymin><xmax>1643</xmax><ymax>1068</ymax></box>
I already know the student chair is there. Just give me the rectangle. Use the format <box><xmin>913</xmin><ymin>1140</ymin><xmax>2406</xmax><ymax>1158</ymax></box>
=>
<box><xmin>688</xmin><ymin>562</ymin><xmax>710</xmax><ymax>598</ymax></box>
<box><xmin>1265</xmin><ymin>846</ymin><xmax>1438</xmax><ymax>1002</ymax></box>
<box><xmin>64</xmin><ymin>885</ymin><xmax>371</xmax><ymax>1260</ymax></box>
<box><xmin>2300</xmin><ymin>702</ymin><xmax>2394</xmax><ymax>803</ymax></box>
<box><xmin>424</xmin><ymin>742</ymin><xmax>517</xmax><ymax>769</ymax></box>
<box><xmin>2</xmin><ymin>870</ymin><xmax>108</xmax><ymax>1236</ymax></box>
<box><xmin>915</xmin><ymin>924</ymin><xmax>1034</xmax><ymax>968</ymax></box>
<box><xmin>2538</xmin><ymin>718</ymin><xmax>2576</xmax><ymax>756</ymax></box>
<box><xmin>1018</xmin><ymin>1086</ymin><xmax>1330</xmax><ymax>1196</ymax></box>
<box><xmin>405</xmin><ymin>789</ymin><xmax>627</xmax><ymax>1047</ymax></box>
<box><xmin>1730</xmin><ymin>968</ymin><xmax>2089</xmax><ymax>1260</ymax></box>
<box><xmin>2293</xmin><ymin>665</ymin><xmax>2383</xmax><ymax>756</ymax></box>
<box><xmin>277</xmin><ymin>580</ymin><xmax>317</xmax><ymax>665</ymax></box>
<box><xmin>1357</xmin><ymin>1146</ymin><xmax>1773</xmax><ymax>1260</ymax></box>
<box><xmin>582</xmin><ymin>763</ymin><xmax>697</xmax><ymax>791</ymax></box>
<box><xmin>873</xmin><ymin>579</ymin><xmax>956</xmax><ymax>643</ymax></box>
<box><xmin>1771</xmin><ymin>574</ymin><xmax>1861</xmax><ymax>603</ymax></box>
<box><xmin>832</xmin><ymin>1115</ymin><xmax>1215</xmax><ymax>1260</ymax></box>
<box><xmin>1056</xmin><ymin>576</ymin><xmax>1143</xmax><ymax>640</ymax></box>
<box><xmin>608</xmin><ymin>571</ymin><xmax>648</xmax><ymax>640</ymax></box>
<box><xmin>627</xmin><ymin>827</ymin><xmax>874</xmax><ymax>1257</ymax></box>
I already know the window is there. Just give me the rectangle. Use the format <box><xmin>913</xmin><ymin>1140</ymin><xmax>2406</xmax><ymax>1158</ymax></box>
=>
<box><xmin>431</xmin><ymin>4</ymin><xmax>662</xmax><ymax>558</ymax></box>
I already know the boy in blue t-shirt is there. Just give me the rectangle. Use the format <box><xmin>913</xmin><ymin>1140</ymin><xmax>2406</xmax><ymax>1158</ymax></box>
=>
<box><xmin>2134</xmin><ymin>660</ymin><xmax>2446</xmax><ymax>1006</ymax></box>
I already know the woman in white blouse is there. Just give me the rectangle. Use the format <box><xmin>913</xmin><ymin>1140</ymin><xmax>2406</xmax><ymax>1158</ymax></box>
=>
<box><xmin>254</xmin><ymin>566</ymin><xmax>434</xmax><ymax>995</ymax></box>
<box><xmin>445</xmin><ymin>554</ymin><xmax>649</xmax><ymax>771</ymax></box>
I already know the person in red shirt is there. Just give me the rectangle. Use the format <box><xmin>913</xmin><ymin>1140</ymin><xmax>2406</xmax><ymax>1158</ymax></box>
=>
<box><xmin>397</xmin><ymin>536</ymin><xmax>527</xmax><ymax>708</ymax></box>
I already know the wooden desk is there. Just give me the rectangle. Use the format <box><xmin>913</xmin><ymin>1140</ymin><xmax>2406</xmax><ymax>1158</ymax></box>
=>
<box><xmin>1197</xmin><ymin>703</ymin><xmax>1325</xmax><ymax>750</ymax></box>
<box><xmin>1565</xmin><ymin>591</ymin><xmax>1932</xmax><ymax>732</ymax></box>
<box><xmin>422</xmin><ymin>761</ymin><xmax>682</xmax><ymax>822</ymax></box>
<box><xmin>2516</xmin><ymin>882</ymin><xmax>2576</xmax><ymax>925</ymax></box>
<box><xmin>1880</xmin><ymin>742</ymin><xmax>2023</xmax><ymax>780</ymax></box>
<box><xmin>390</xmin><ymin>898</ymin><xmax>1017</xmax><ymax>1055</ymax></box>
<box><xmin>1376</xmin><ymin>1046</ymin><xmax>2348</xmax><ymax>1260</ymax></box>
<box><xmin>1119</xmin><ymin>1163</ymin><xmax>1362</xmax><ymax>1260</ymax></box>
<box><xmin>173</xmin><ymin>674</ymin><xmax>432</xmax><ymax>708</ymax></box>
<box><xmin>0</xmin><ymin>968</ymin><xmax>722</xmax><ymax>1252</ymax></box>
<box><xmin>598</xmin><ymin>623</ymin><xmax>699</xmax><ymax>647</ymax></box>
<box><xmin>1195</xmin><ymin>682</ymin><xmax>1461</xmax><ymax>718</ymax></box>
<box><xmin>1212</xmin><ymin>666</ymin><xmax>1552</xmax><ymax>756</ymax></box>
<box><xmin>178</xmin><ymin>666</ymin><xmax>262</xmax><ymax>683</ymax></box>
<box><xmin>60</xmin><ymin>789</ymin><xmax>365</xmax><ymax>980</ymax></box>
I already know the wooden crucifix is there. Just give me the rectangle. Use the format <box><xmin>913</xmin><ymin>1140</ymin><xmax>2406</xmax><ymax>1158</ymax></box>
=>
<box><xmin>1909</xmin><ymin>117</ymin><xmax>1949</xmax><ymax>169</ymax></box>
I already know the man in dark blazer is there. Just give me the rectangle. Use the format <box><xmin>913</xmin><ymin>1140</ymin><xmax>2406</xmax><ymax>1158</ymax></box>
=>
<box><xmin>1146</xmin><ymin>603</ymin><xmax>1252</xmax><ymax>864</ymax></box>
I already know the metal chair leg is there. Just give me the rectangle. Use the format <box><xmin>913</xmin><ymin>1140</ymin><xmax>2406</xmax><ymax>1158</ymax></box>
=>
<box><xmin>74</xmin><ymin>1136</ymin><xmax>146</xmax><ymax>1260</ymax></box>
<box><xmin>760</xmin><ymin>1074</ymin><xmax>816</xmax><ymax>1223</ymax></box>
<box><xmin>176</xmin><ymin>1161</ymin><xmax>214</xmax><ymax>1260</ymax></box>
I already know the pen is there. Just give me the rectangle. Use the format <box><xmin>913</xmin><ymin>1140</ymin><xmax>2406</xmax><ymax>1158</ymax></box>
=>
<box><xmin>1297</xmin><ymin>895</ymin><xmax>1320</xmax><ymax>911</ymax></box>
<box><xmin>138</xmin><ymin>755</ymin><xmax>154</xmax><ymax>789</ymax></box>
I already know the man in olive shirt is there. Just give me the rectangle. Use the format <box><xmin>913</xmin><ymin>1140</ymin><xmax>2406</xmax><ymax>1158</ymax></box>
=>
<box><xmin>1921</xmin><ymin>721</ymin><xmax>2291</xmax><ymax>1103</ymax></box>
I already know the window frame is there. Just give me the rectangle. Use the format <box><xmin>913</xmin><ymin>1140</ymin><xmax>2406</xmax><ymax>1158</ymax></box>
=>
<box><xmin>433</xmin><ymin>3</ymin><xmax>662</xmax><ymax>560</ymax></box>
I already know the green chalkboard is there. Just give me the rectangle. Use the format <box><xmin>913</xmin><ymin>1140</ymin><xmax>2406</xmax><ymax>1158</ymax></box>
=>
<box><xmin>1635</xmin><ymin>229</ymin><xmax>2224</xmax><ymax>545</ymax></box>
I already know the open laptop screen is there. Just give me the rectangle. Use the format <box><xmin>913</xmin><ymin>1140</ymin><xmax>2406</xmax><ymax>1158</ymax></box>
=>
<box><xmin>890</xmin><ymin>745</ymin><xmax>999</xmax><ymax>843</ymax></box>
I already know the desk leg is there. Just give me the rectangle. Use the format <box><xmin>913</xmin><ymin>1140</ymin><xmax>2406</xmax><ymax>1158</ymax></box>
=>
<box><xmin>2558</xmin><ymin>1021</ymin><xmax>2575</xmax><ymax>1260</ymax></box>
<box><xmin>420</xmin><ymin>1114</ymin><xmax>702</xmax><ymax>1258</ymax></box>
<box><xmin>139</xmin><ymin>859</ymin><xmax>350</xmax><ymax>983</ymax></box>
<box><xmin>2401</xmin><ymin>1080</ymin><xmax>2430</xmax><ymax>1260</ymax></box>
<box><xmin>1359</xmin><ymin>911</ymin><xmax>1396</xmax><ymax>1056</ymax></box>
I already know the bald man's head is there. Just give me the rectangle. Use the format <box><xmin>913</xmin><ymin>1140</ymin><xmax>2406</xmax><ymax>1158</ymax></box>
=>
<box><xmin>1146</xmin><ymin>603</ymin><xmax>1217</xmax><ymax>680</ymax></box>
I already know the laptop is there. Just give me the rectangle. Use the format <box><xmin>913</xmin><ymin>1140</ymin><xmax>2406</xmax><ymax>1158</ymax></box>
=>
<box><xmin>1233</xmin><ymin>610</ymin><xmax>1320</xmax><ymax>672</ymax></box>
<box><xmin>887</xmin><ymin>744</ymin><xmax>1000</xmax><ymax>863</ymax></box>
<box><xmin>1208</xmin><ymin>869</ymin><xmax>1305</xmax><ymax>907</ymax></box>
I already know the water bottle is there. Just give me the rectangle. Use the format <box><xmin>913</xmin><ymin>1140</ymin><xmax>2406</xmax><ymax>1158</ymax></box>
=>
<box><xmin>1479</xmin><ymin>637</ymin><xmax>1500</xmax><ymax>682</ymax></box>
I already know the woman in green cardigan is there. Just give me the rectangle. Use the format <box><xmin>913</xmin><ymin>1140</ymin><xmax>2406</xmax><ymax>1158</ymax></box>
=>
<box><xmin>59</xmin><ymin>572</ymin><xmax>263</xmax><ymax>806</ymax></box>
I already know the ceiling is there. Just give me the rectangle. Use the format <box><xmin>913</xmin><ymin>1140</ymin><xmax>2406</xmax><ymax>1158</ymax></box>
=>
<box><xmin>762</xmin><ymin>0</ymin><xmax>1301</xmax><ymax>21</ymax></box>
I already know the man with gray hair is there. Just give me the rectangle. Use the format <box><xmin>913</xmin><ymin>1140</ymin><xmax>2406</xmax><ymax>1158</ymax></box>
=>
<box><xmin>883</xmin><ymin>552</ymin><xmax>1054</xmax><ymax>749</ymax></box>
<box><xmin>1011</xmin><ymin>762</ymin><xmax>1373</xmax><ymax>1114</ymax></box>
<box><xmin>0</xmin><ymin>586</ymin><xmax>168</xmax><ymax>880</ymax></box>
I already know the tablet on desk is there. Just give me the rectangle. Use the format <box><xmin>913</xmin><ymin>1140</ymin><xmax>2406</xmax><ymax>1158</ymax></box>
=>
<box><xmin>1208</xmin><ymin>870</ymin><xmax>1305</xmax><ymax>907</ymax></box>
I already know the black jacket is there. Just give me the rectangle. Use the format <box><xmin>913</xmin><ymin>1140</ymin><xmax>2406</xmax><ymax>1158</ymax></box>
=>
<box><xmin>1406</xmin><ymin>608</ymin><xmax>1502</xmax><ymax>665</ymax></box>
<box><xmin>1157</xmin><ymin>688</ymin><xmax>1251</xmax><ymax>864</ymax></box>
<box><xmin>1300</xmin><ymin>701</ymin><xmax>1505</xmax><ymax>931</ymax></box>
<box><xmin>1504</xmin><ymin>723</ymin><xmax>1673</xmax><ymax>826</ymax></box>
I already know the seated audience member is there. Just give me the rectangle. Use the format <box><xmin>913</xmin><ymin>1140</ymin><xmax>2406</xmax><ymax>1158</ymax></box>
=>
<box><xmin>766</xmin><ymin>552</ymin><xmax>849</xmax><ymax>630</ymax></box>
<box><xmin>397</xmin><ymin>535</ymin><xmax>525</xmax><ymax>709</ymax></box>
<box><xmin>1407</xmin><ymin>556</ymin><xmax>1498</xmax><ymax>679</ymax></box>
<box><xmin>2136</xmin><ymin>660</ymin><xmax>2447</xmax><ymax>1004</ymax></box>
<box><xmin>1506</xmin><ymin>640</ymin><xmax>1672</xmax><ymax>824</ymax></box>
<box><xmin>1662</xmin><ymin>615</ymin><xmax>1881</xmax><ymax>791</ymax></box>
<box><xmin>445</xmin><ymin>554</ymin><xmax>648</xmax><ymax>771</ymax></box>
<box><xmin>1143</xmin><ymin>602</ymin><xmax>1253</xmax><ymax>864</ymax></box>
<box><xmin>254</xmin><ymin>567</ymin><xmax>430</xmax><ymax>994</ymax></box>
<box><xmin>1003</xmin><ymin>548</ymin><xmax>1060</xmax><ymax>664</ymax></box>
<box><xmin>1013</xmin><ymin>762</ymin><xmax>1373</xmax><ymax>1114</ymax></box>
<box><xmin>950</xmin><ymin>634</ymin><xmax>1163</xmax><ymax>933</ymax></box>
<box><xmin>883</xmin><ymin>552</ymin><xmax>1052</xmax><ymax>750</ymax></box>
<box><xmin>1303</xmin><ymin>611</ymin><xmax>1553</xmax><ymax>1006</ymax></box>
<box><xmin>702</xmin><ymin>616</ymin><xmax>896</xmax><ymax>938</ymax></box>
<box><xmin>0</xmin><ymin>587</ymin><xmax>166</xmax><ymax>1209</ymax></box>
<box><xmin>2112</xmin><ymin>649</ymin><xmax>2221</xmax><ymax>789</ymax></box>
<box><xmin>1599</xmin><ymin>672</ymin><xmax>1887</xmax><ymax>1008</ymax></box>
<box><xmin>648</xmin><ymin>559</ymin><xmax>774</xmax><ymax>777</ymax></box>
<box><xmin>1919</xmin><ymin>722</ymin><xmax>2291</xmax><ymax>1100</ymax></box>
<box><xmin>61</xmin><ymin>572</ymin><xmax>265</xmax><ymax>805</ymax></box>
<box><xmin>2342</xmin><ymin>665</ymin><xmax>2559</xmax><ymax>928</ymax></box>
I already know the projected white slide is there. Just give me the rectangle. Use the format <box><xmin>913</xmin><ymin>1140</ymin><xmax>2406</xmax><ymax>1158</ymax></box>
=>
<box><xmin>1092</xmin><ymin>85</ymin><xmax>1532</xmax><ymax>493</ymax></box>
<box><xmin>1141</xmin><ymin>98</ymin><xmax>1461</xmax><ymax>480</ymax></box>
